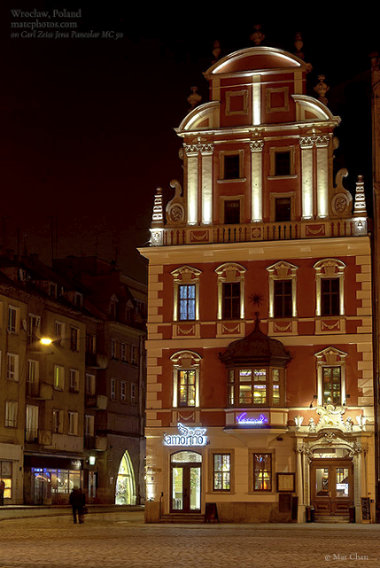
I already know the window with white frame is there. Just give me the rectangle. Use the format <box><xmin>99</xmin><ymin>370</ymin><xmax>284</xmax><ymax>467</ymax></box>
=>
<box><xmin>52</xmin><ymin>409</ymin><xmax>64</xmax><ymax>434</ymax></box>
<box><xmin>7</xmin><ymin>306</ymin><xmax>18</xmax><ymax>333</ymax></box>
<box><xmin>130</xmin><ymin>383</ymin><xmax>137</xmax><ymax>403</ymax></box>
<box><xmin>215</xmin><ymin>263</ymin><xmax>246</xmax><ymax>320</ymax></box>
<box><xmin>171</xmin><ymin>266</ymin><xmax>201</xmax><ymax>322</ymax></box>
<box><xmin>267</xmin><ymin>261</ymin><xmax>298</xmax><ymax>318</ymax></box>
<box><xmin>26</xmin><ymin>360</ymin><xmax>39</xmax><ymax>396</ymax></box>
<box><xmin>25</xmin><ymin>405</ymin><xmax>39</xmax><ymax>441</ymax></box>
<box><xmin>5</xmin><ymin>401</ymin><xmax>18</xmax><ymax>428</ymax></box>
<box><xmin>27</xmin><ymin>314</ymin><xmax>41</xmax><ymax>344</ymax></box>
<box><xmin>69</xmin><ymin>369</ymin><xmax>80</xmax><ymax>393</ymax></box>
<box><xmin>314</xmin><ymin>346</ymin><xmax>347</xmax><ymax>406</ymax></box>
<box><xmin>131</xmin><ymin>345</ymin><xmax>138</xmax><ymax>365</ymax></box>
<box><xmin>170</xmin><ymin>350</ymin><xmax>201</xmax><ymax>408</ymax></box>
<box><xmin>68</xmin><ymin>411</ymin><xmax>79</xmax><ymax>435</ymax></box>
<box><xmin>54</xmin><ymin>365</ymin><xmax>65</xmax><ymax>391</ymax></box>
<box><xmin>6</xmin><ymin>353</ymin><xmax>19</xmax><ymax>381</ymax></box>
<box><xmin>314</xmin><ymin>259</ymin><xmax>345</xmax><ymax>317</ymax></box>
<box><xmin>120</xmin><ymin>343</ymin><xmax>127</xmax><ymax>361</ymax></box>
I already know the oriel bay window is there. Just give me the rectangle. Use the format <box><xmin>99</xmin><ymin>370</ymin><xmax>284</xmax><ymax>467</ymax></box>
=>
<box><xmin>228</xmin><ymin>367</ymin><xmax>284</xmax><ymax>407</ymax></box>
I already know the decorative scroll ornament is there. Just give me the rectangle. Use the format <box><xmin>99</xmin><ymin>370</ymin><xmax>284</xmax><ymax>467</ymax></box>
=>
<box><xmin>166</xmin><ymin>179</ymin><xmax>185</xmax><ymax>225</ymax></box>
<box><xmin>330</xmin><ymin>168</ymin><xmax>352</xmax><ymax>218</ymax></box>
<box><xmin>348</xmin><ymin>441</ymin><xmax>362</xmax><ymax>457</ymax></box>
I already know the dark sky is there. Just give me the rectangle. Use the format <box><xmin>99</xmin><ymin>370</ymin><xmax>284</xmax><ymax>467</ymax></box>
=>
<box><xmin>1</xmin><ymin>8</ymin><xmax>379</xmax><ymax>281</ymax></box>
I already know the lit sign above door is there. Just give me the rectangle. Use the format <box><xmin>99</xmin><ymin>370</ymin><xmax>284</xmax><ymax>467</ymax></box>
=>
<box><xmin>163</xmin><ymin>423</ymin><xmax>208</xmax><ymax>447</ymax></box>
<box><xmin>236</xmin><ymin>412</ymin><xmax>268</xmax><ymax>426</ymax></box>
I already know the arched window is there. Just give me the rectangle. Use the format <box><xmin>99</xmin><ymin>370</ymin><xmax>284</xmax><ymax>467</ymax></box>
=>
<box><xmin>170</xmin><ymin>350</ymin><xmax>202</xmax><ymax>408</ymax></box>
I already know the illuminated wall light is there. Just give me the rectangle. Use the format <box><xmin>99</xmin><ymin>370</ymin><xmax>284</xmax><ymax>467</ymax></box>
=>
<box><xmin>89</xmin><ymin>456</ymin><xmax>96</xmax><ymax>466</ymax></box>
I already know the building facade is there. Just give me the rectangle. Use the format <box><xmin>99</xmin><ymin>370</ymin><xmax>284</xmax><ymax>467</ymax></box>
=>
<box><xmin>0</xmin><ymin>253</ymin><xmax>146</xmax><ymax>505</ymax></box>
<box><xmin>140</xmin><ymin>47</ymin><xmax>375</xmax><ymax>523</ymax></box>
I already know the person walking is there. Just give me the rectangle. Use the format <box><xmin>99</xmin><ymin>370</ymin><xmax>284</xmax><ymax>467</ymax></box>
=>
<box><xmin>69</xmin><ymin>487</ymin><xmax>86</xmax><ymax>524</ymax></box>
<box><xmin>0</xmin><ymin>480</ymin><xmax>5</xmax><ymax>506</ymax></box>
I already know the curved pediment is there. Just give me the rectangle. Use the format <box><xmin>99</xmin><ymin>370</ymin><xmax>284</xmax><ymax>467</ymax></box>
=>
<box><xmin>293</xmin><ymin>94</ymin><xmax>340</xmax><ymax>124</ymax></box>
<box><xmin>177</xmin><ymin>101</ymin><xmax>220</xmax><ymax>133</ymax></box>
<box><xmin>204</xmin><ymin>47</ymin><xmax>306</xmax><ymax>78</ymax></box>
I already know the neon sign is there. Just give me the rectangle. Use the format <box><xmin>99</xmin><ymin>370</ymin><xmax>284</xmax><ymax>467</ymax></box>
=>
<box><xmin>236</xmin><ymin>412</ymin><xmax>268</xmax><ymax>426</ymax></box>
<box><xmin>163</xmin><ymin>423</ymin><xmax>208</xmax><ymax>447</ymax></box>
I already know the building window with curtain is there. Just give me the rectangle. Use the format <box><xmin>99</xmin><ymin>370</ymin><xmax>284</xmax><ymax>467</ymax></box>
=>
<box><xmin>253</xmin><ymin>453</ymin><xmax>272</xmax><ymax>491</ymax></box>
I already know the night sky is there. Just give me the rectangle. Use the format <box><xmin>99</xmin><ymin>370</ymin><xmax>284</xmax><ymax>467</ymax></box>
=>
<box><xmin>1</xmin><ymin>7</ymin><xmax>379</xmax><ymax>281</ymax></box>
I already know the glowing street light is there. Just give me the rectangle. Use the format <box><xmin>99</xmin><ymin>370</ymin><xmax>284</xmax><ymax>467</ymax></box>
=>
<box><xmin>40</xmin><ymin>337</ymin><xmax>53</xmax><ymax>346</ymax></box>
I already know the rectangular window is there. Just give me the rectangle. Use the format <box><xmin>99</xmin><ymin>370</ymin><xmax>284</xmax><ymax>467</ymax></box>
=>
<box><xmin>131</xmin><ymin>383</ymin><xmax>137</xmax><ymax>403</ymax></box>
<box><xmin>110</xmin><ymin>378</ymin><xmax>116</xmax><ymax>400</ymax></box>
<box><xmin>68</xmin><ymin>411</ymin><xmax>78</xmax><ymax>435</ymax></box>
<box><xmin>7</xmin><ymin>306</ymin><xmax>17</xmax><ymax>333</ymax></box>
<box><xmin>85</xmin><ymin>415</ymin><xmax>95</xmax><ymax>437</ymax></box>
<box><xmin>228</xmin><ymin>369</ymin><xmax>235</xmax><ymax>406</ymax></box>
<box><xmin>131</xmin><ymin>345</ymin><xmax>138</xmax><ymax>365</ymax></box>
<box><xmin>26</xmin><ymin>360</ymin><xmax>39</xmax><ymax>396</ymax></box>
<box><xmin>54</xmin><ymin>365</ymin><xmax>65</xmax><ymax>391</ymax></box>
<box><xmin>86</xmin><ymin>334</ymin><xmax>96</xmax><ymax>354</ymax></box>
<box><xmin>223</xmin><ymin>154</ymin><xmax>240</xmax><ymax>179</ymax></box>
<box><xmin>69</xmin><ymin>369</ymin><xmax>80</xmax><ymax>393</ymax></box>
<box><xmin>179</xmin><ymin>284</ymin><xmax>196</xmax><ymax>321</ymax></box>
<box><xmin>25</xmin><ymin>405</ymin><xmax>39</xmax><ymax>442</ymax></box>
<box><xmin>6</xmin><ymin>353</ymin><xmax>19</xmax><ymax>381</ymax></box>
<box><xmin>178</xmin><ymin>370</ymin><xmax>196</xmax><ymax>407</ymax></box>
<box><xmin>274</xmin><ymin>280</ymin><xmax>292</xmax><ymax>318</ymax></box>
<box><xmin>0</xmin><ymin>461</ymin><xmax>12</xmax><ymax>500</ymax></box>
<box><xmin>85</xmin><ymin>373</ymin><xmax>96</xmax><ymax>396</ymax></box>
<box><xmin>5</xmin><ymin>401</ymin><xmax>18</xmax><ymax>428</ymax></box>
<box><xmin>224</xmin><ymin>200</ymin><xmax>240</xmax><ymax>224</ymax></box>
<box><xmin>111</xmin><ymin>339</ymin><xmax>117</xmax><ymax>359</ymax></box>
<box><xmin>253</xmin><ymin>453</ymin><xmax>272</xmax><ymax>491</ymax></box>
<box><xmin>322</xmin><ymin>367</ymin><xmax>341</xmax><ymax>405</ymax></box>
<box><xmin>120</xmin><ymin>343</ymin><xmax>127</xmax><ymax>361</ymax></box>
<box><xmin>321</xmin><ymin>278</ymin><xmax>340</xmax><ymax>316</ymax></box>
<box><xmin>28</xmin><ymin>314</ymin><xmax>41</xmax><ymax>344</ymax></box>
<box><xmin>52</xmin><ymin>409</ymin><xmax>64</xmax><ymax>434</ymax></box>
<box><xmin>275</xmin><ymin>150</ymin><xmax>291</xmax><ymax>176</ymax></box>
<box><xmin>272</xmin><ymin>369</ymin><xmax>280</xmax><ymax>406</ymax></box>
<box><xmin>239</xmin><ymin>369</ymin><xmax>252</xmax><ymax>405</ymax></box>
<box><xmin>55</xmin><ymin>321</ymin><xmax>64</xmax><ymax>346</ymax></box>
<box><xmin>120</xmin><ymin>380</ymin><xmax>127</xmax><ymax>401</ymax></box>
<box><xmin>253</xmin><ymin>369</ymin><xmax>267</xmax><ymax>405</ymax></box>
<box><xmin>70</xmin><ymin>327</ymin><xmax>79</xmax><ymax>351</ymax></box>
<box><xmin>222</xmin><ymin>282</ymin><xmax>240</xmax><ymax>320</ymax></box>
<box><xmin>274</xmin><ymin>197</ymin><xmax>291</xmax><ymax>222</ymax></box>
<box><xmin>213</xmin><ymin>453</ymin><xmax>231</xmax><ymax>491</ymax></box>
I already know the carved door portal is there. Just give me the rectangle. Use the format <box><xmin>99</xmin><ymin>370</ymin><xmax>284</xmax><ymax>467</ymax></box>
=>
<box><xmin>311</xmin><ymin>458</ymin><xmax>353</xmax><ymax>517</ymax></box>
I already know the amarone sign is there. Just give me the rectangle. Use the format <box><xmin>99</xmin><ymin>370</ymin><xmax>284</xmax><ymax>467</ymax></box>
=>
<box><xmin>163</xmin><ymin>423</ymin><xmax>208</xmax><ymax>447</ymax></box>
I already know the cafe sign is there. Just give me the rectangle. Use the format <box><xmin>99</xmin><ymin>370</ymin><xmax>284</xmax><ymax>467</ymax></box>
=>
<box><xmin>236</xmin><ymin>412</ymin><xmax>269</xmax><ymax>426</ymax></box>
<box><xmin>163</xmin><ymin>423</ymin><xmax>208</xmax><ymax>447</ymax></box>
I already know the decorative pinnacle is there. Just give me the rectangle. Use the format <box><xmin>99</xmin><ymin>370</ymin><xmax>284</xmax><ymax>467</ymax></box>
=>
<box><xmin>353</xmin><ymin>175</ymin><xmax>367</xmax><ymax>217</ymax></box>
<box><xmin>151</xmin><ymin>187</ymin><xmax>164</xmax><ymax>227</ymax></box>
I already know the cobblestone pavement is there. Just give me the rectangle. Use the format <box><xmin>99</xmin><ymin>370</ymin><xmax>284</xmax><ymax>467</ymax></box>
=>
<box><xmin>0</xmin><ymin>513</ymin><xmax>379</xmax><ymax>568</ymax></box>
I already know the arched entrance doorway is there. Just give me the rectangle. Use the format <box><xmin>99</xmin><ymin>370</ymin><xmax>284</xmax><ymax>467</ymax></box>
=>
<box><xmin>170</xmin><ymin>451</ymin><xmax>202</xmax><ymax>513</ymax></box>
<box><xmin>115</xmin><ymin>451</ymin><xmax>136</xmax><ymax>505</ymax></box>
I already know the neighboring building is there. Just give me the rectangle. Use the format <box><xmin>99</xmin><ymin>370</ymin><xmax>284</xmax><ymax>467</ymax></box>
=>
<box><xmin>140</xmin><ymin>47</ymin><xmax>375</xmax><ymax>523</ymax></box>
<box><xmin>54</xmin><ymin>256</ymin><xmax>147</xmax><ymax>505</ymax></box>
<box><xmin>0</xmin><ymin>252</ymin><xmax>146</xmax><ymax>505</ymax></box>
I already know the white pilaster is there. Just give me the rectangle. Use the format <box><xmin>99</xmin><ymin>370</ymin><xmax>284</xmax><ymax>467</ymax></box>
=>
<box><xmin>316</xmin><ymin>136</ymin><xmax>329</xmax><ymax>218</ymax></box>
<box><xmin>201</xmin><ymin>145</ymin><xmax>214</xmax><ymax>225</ymax></box>
<box><xmin>300</xmin><ymin>137</ymin><xmax>314</xmax><ymax>219</ymax></box>
<box><xmin>250</xmin><ymin>140</ymin><xmax>264</xmax><ymax>222</ymax></box>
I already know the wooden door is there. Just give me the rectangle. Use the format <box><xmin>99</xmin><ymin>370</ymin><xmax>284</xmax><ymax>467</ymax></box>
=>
<box><xmin>311</xmin><ymin>459</ymin><xmax>353</xmax><ymax>516</ymax></box>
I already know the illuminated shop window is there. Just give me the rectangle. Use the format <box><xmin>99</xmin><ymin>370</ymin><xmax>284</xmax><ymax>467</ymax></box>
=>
<box><xmin>170</xmin><ymin>350</ymin><xmax>201</xmax><ymax>408</ymax></box>
<box><xmin>0</xmin><ymin>461</ymin><xmax>12</xmax><ymax>499</ymax></box>
<box><xmin>171</xmin><ymin>266</ymin><xmax>201</xmax><ymax>322</ymax></box>
<box><xmin>253</xmin><ymin>453</ymin><xmax>272</xmax><ymax>492</ymax></box>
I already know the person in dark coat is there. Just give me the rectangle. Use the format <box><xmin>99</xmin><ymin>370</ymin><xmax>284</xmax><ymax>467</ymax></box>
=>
<box><xmin>69</xmin><ymin>488</ymin><xmax>86</xmax><ymax>524</ymax></box>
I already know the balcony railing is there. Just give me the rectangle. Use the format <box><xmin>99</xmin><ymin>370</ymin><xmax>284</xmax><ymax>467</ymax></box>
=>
<box><xmin>153</xmin><ymin>217</ymin><xmax>367</xmax><ymax>247</ymax></box>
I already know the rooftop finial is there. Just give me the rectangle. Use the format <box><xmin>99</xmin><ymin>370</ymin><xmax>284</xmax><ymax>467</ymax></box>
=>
<box><xmin>211</xmin><ymin>40</ymin><xmax>221</xmax><ymax>63</ymax></box>
<box><xmin>250</xmin><ymin>24</ymin><xmax>265</xmax><ymax>46</ymax></box>
<box><xmin>353</xmin><ymin>175</ymin><xmax>367</xmax><ymax>217</ymax></box>
<box><xmin>314</xmin><ymin>74</ymin><xmax>329</xmax><ymax>105</ymax></box>
<box><xmin>294</xmin><ymin>32</ymin><xmax>304</xmax><ymax>60</ymax></box>
<box><xmin>187</xmin><ymin>86</ymin><xmax>202</xmax><ymax>110</ymax></box>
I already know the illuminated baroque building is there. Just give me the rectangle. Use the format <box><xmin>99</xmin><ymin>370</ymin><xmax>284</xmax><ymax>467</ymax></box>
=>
<box><xmin>140</xmin><ymin>47</ymin><xmax>375</xmax><ymax>523</ymax></box>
